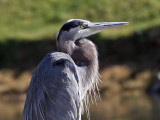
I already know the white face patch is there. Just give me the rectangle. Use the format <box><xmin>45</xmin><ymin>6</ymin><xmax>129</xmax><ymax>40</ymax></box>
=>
<box><xmin>70</xmin><ymin>20</ymin><xmax>93</xmax><ymax>40</ymax></box>
<box><xmin>58</xmin><ymin>19</ymin><xmax>100</xmax><ymax>41</ymax></box>
<box><xmin>74</xmin><ymin>29</ymin><xmax>92</xmax><ymax>40</ymax></box>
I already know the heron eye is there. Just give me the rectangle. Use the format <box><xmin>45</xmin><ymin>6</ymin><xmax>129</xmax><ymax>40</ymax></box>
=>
<box><xmin>80</xmin><ymin>24</ymin><xmax>88</xmax><ymax>29</ymax></box>
<box><xmin>80</xmin><ymin>24</ymin><xmax>85</xmax><ymax>29</ymax></box>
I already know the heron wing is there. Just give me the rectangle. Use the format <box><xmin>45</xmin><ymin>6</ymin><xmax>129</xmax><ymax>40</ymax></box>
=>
<box><xmin>23</xmin><ymin>52</ymin><xmax>81</xmax><ymax>120</ymax></box>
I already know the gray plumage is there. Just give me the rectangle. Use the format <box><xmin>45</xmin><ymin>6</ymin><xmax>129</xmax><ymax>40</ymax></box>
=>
<box><xmin>22</xmin><ymin>19</ymin><xmax>128</xmax><ymax>120</ymax></box>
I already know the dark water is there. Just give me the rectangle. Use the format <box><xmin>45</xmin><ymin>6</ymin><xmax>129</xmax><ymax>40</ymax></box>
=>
<box><xmin>0</xmin><ymin>94</ymin><xmax>160</xmax><ymax>120</ymax></box>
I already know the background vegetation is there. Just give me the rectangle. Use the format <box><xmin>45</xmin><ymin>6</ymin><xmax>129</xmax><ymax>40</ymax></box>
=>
<box><xmin>1</xmin><ymin>0</ymin><xmax>160</xmax><ymax>93</ymax></box>
<box><xmin>1</xmin><ymin>0</ymin><xmax>160</xmax><ymax>40</ymax></box>
<box><xmin>0</xmin><ymin>0</ymin><xmax>160</xmax><ymax>119</ymax></box>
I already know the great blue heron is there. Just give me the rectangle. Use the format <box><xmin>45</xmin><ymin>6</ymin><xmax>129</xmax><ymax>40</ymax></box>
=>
<box><xmin>22</xmin><ymin>19</ymin><xmax>128</xmax><ymax>120</ymax></box>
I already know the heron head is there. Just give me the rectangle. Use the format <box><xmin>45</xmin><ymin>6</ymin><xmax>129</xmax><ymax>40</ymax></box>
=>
<box><xmin>57</xmin><ymin>19</ymin><xmax>129</xmax><ymax>42</ymax></box>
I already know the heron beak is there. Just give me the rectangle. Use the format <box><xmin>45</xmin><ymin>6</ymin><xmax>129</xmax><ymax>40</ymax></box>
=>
<box><xmin>89</xmin><ymin>22</ymin><xmax>129</xmax><ymax>33</ymax></box>
<box><xmin>77</xmin><ymin>21</ymin><xmax>129</xmax><ymax>40</ymax></box>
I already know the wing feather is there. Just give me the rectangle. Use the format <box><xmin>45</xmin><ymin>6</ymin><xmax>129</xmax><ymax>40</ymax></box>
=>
<box><xmin>23</xmin><ymin>52</ymin><xmax>81</xmax><ymax>120</ymax></box>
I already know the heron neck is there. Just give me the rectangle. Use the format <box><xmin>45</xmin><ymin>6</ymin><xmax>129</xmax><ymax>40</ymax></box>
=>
<box><xmin>72</xmin><ymin>39</ymin><xmax>99</xmax><ymax>99</ymax></box>
<box><xmin>57</xmin><ymin>39</ymin><xmax>75</xmax><ymax>56</ymax></box>
<box><xmin>57</xmin><ymin>38</ymin><xmax>99</xmax><ymax>101</ymax></box>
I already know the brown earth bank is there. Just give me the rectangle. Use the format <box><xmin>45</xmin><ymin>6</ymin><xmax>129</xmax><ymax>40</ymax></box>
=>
<box><xmin>0</xmin><ymin>26</ymin><xmax>160</xmax><ymax>96</ymax></box>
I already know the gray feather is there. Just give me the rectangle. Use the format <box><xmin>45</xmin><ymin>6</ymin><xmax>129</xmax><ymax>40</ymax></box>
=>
<box><xmin>23</xmin><ymin>52</ymin><xmax>81</xmax><ymax>120</ymax></box>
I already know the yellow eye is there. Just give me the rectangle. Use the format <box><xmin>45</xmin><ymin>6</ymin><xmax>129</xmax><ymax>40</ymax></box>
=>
<box><xmin>80</xmin><ymin>24</ymin><xmax>88</xmax><ymax>29</ymax></box>
<box><xmin>80</xmin><ymin>24</ymin><xmax>85</xmax><ymax>28</ymax></box>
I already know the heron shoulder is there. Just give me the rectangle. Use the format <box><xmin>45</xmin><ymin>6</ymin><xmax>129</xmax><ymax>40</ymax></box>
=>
<box><xmin>36</xmin><ymin>52</ymin><xmax>79</xmax><ymax>81</ymax></box>
<box><xmin>23</xmin><ymin>51</ymin><xmax>81</xmax><ymax>120</ymax></box>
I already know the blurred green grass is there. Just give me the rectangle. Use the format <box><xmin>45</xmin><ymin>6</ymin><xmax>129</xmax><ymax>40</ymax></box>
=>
<box><xmin>0</xmin><ymin>0</ymin><xmax>160</xmax><ymax>41</ymax></box>
<box><xmin>0</xmin><ymin>0</ymin><xmax>160</xmax><ymax>101</ymax></box>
